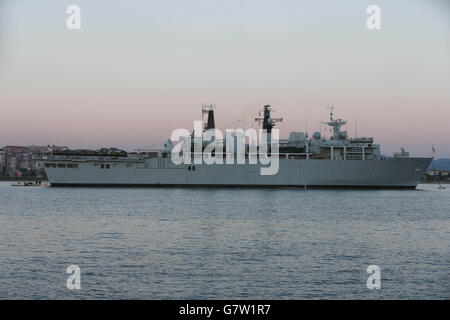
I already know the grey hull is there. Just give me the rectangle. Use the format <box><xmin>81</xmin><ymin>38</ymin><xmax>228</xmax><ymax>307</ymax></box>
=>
<box><xmin>45</xmin><ymin>157</ymin><xmax>432</xmax><ymax>189</ymax></box>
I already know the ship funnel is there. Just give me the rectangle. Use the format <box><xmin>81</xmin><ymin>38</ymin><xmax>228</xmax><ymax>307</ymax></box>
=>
<box><xmin>202</xmin><ymin>104</ymin><xmax>216</xmax><ymax>131</ymax></box>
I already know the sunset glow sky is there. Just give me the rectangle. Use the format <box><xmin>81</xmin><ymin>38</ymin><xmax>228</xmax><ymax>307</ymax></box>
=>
<box><xmin>0</xmin><ymin>0</ymin><xmax>449</xmax><ymax>156</ymax></box>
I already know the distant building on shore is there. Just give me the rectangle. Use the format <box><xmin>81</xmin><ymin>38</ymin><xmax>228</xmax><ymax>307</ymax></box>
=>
<box><xmin>1</xmin><ymin>145</ymin><xmax>67</xmax><ymax>178</ymax></box>
<box><xmin>421</xmin><ymin>169</ymin><xmax>449</xmax><ymax>183</ymax></box>
<box><xmin>0</xmin><ymin>149</ymin><xmax>6</xmax><ymax>175</ymax></box>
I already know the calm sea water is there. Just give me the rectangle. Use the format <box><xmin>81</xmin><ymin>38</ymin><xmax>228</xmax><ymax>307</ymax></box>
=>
<box><xmin>0</xmin><ymin>182</ymin><xmax>448</xmax><ymax>299</ymax></box>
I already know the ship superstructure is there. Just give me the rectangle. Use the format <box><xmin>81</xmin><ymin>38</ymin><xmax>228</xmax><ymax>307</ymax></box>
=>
<box><xmin>43</xmin><ymin>105</ymin><xmax>432</xmax><ymax>188</ymax></box>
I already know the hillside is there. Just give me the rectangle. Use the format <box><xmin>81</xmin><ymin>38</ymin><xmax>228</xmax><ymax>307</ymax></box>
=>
<box><xmin>428</xmin><ymin>159</ymin><xmax>450</xmax><ymax>171</ymax></box>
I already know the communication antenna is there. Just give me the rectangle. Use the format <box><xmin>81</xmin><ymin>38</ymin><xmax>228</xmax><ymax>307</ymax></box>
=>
<box><xmin>319</xmin><ymin>117</ymin><xmax>322</xmax><ymax>137</ymax></box>
<box><xmin>305</xmin><ymin>111</ymin><xmax>309</xmax><ymax>135</ymax></box>
<box><xmin>202</xmin><ymin>103</ymin><xmax>215</xmax><ymax>115</ymax></box>
<box><xmin>327</xmin><ymin>104</ymin><xmax>335</xmax><ymax>121</ymax></box>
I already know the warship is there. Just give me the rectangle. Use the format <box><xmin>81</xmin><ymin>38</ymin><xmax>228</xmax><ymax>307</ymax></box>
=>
<box><xmin>43</xmin><ymin>105</ymin><xmax>432</xmax><ymax>189</ymax></box>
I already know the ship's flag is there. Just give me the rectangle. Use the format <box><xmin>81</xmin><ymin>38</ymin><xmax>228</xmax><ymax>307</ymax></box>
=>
<box><xmin>432</xmin><ymin>145</ymin><xmax>436</xmax><ymax>153</ymax></box>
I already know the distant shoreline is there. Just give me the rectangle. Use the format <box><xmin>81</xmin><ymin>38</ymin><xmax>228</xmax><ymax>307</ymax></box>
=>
<box><xmin>421</xmin><ymin>181</ymin><xmax>449</xmax><ymax>185</ymax></box>
<box><xmin>0</xmin><ymin>177</ymin><xmax>48</xmax><ymax>182</ymax></box>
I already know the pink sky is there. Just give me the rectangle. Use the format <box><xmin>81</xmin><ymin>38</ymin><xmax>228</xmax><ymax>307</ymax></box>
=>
<box><xmin>0</xmin><ymin>0</ymin><xmax>449</xmax><ymax>157</ymax></box>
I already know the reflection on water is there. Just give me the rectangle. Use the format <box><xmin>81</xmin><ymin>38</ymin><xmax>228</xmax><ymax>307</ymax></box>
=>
<box><xmin>0</xmin><ymin>183</ymin><xmax>448</xmax><ymax>299</ymax></box>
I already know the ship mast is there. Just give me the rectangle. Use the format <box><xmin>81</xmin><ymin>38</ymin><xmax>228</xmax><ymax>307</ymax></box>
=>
<box><xmin>254</xmin><ymin>105</ymin><xmax>283</xmax><ymax>133</ymax></box>
<box><xmin>255</xmin><ymin>105</ymin><xmax>282</xmax><ymax>153</ymax></box>
<box><xmin>323</xmin><ymin>105</ymin><xmax>346</xmax><ymax>140</ymax></box>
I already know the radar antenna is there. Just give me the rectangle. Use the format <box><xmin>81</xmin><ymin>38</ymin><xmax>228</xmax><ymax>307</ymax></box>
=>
<box><xmin>323</xmin><ymin>105</ymin><xmax>347</xmax><ymax>140</ymax></box>
<box><xmin>327</xmin><ymin>104</ymin><xmax>335</xmax><ymax>122</ymax></box>
<box><xmin>255</xmin><ymin>105</ymin><xmax>282</xmax><ymax>133</ymax></box>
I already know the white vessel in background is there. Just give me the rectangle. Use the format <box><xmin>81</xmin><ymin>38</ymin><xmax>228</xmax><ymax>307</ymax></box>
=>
<box><xmin>43</xmin><ymin>105</ymin><xmax>432</xmax><ymax>189</ymax></box>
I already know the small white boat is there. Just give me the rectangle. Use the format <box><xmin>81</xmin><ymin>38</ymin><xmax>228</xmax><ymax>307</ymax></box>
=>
<box><xmin>11</xmin><ymin>181</ymin><xmax>50</xmax><ymax>187</ymax></box>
